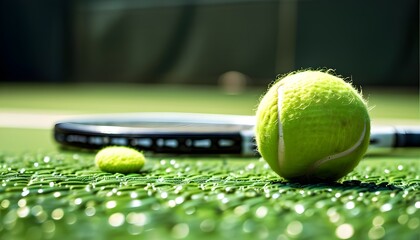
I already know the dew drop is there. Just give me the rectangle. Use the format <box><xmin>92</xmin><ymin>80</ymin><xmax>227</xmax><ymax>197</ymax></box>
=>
<box><xmin>109</xmin><ymin>213</ymin><xmax>125</xmax><ymax>227</ymax></box>
<box><xmin>172</xmin><ymin>223</ymin><xmax>189</xmax><ymax>239</ymax></box>
<box><xmin>286</xmin><ymin>221</ymin><xmax>303</xmax><ymax>236</ymax></box>
<box><xmin>51</xmin><ymin>208</ymin><xmax>64</xmax><ymax>220</ymax></box>
<box><xmin>336</xmin><ymin>224</ymin><xmax>354</xmax><ymax>239</ymax></box>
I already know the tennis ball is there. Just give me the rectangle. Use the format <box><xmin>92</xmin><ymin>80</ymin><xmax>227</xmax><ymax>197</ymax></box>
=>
<box><xmin>255</xmin><ymin>70</ymin><xmax>370</xmax><ymax>183</ymax></box>
<box><xmin>95</xmin><ymin>146</ymin><xmax>145</xmax><ymax>174</ymax></box>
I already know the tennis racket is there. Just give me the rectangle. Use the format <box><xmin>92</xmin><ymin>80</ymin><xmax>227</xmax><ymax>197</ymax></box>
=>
<box><xmin>54</xmin><ymin>112</ymin><xmax>420</xmax><ymax>155</ymax></box>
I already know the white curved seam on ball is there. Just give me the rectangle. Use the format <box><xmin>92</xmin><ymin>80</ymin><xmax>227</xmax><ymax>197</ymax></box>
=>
<box><xmin>306</xmin><ymin>120</ymin><xmax>367</xmax><ymax>177</ymax></box>
<box><xmin>277</xmin><ymin>85</ymin><xmax>286</xmax><ymax>168</ymax></box>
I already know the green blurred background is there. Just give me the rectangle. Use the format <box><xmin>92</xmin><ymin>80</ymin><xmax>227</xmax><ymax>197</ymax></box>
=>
<box><xmin>0</xmin><ymin>0</ymin><xmax>418</xmax><ymax>86</ymax></box>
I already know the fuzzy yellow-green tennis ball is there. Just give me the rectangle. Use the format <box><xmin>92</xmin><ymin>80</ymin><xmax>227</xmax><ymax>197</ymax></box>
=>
<box><xmin>255</xmin><ymin>70</ymin><xmax>370</xmax><ymax>183</ymax></box>
<box><xmin>95</xmin><ymin>146</ymin><xmax>145</xmax><ymax>174</ymax></box>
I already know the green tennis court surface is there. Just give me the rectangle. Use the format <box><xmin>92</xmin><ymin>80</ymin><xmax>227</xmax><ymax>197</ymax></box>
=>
<box><xmin>0</xmin><ymin>84</ymin><xmax>419</xmax><ymax>239</ymax></box>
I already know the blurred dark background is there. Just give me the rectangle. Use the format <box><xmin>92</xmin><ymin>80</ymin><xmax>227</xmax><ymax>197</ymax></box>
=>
<box><xmin>0</xmin><ymin>0</ymin><xmax>418</xmax><ymax>87</ymax></box>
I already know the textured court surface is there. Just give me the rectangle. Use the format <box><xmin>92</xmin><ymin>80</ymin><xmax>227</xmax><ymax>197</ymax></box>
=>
<box><xmin>0</xmin><ymin>151</ymin><xmax>419</xmax><ymax>240</ymax></box>
<box><xmin>0</xmin><ymin>84</ymin><xmax>419</xmax><ymax>239</ymax></box>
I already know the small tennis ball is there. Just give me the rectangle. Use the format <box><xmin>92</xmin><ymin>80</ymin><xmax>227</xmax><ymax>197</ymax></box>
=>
<box><xmin>95</xmin><ymin>146</ymin><xmax>145</xmax><ymax>174</ymax></box>
<box><xmin>255</xmin><ymin>70</ymin><xmax>370</xmax><ymax>183</ymax></box>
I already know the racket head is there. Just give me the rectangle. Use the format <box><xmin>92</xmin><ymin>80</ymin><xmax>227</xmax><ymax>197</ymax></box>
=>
<box><xmin>54</xmin><ymin>113</ymin><xmax>257</xmax><ymax>155</ymax></box>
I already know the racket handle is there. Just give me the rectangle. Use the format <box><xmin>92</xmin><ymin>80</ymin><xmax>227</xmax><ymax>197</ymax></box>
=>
<box><xmin>240</xmin><ymin>129</ymin><xmax>257</xmax><ymax>155</ymax></box>
<box><xmin>370</xmin><ymin>126</ymin><xmax>420</xmax><ymax>148</ymax></box>
<box><xmin>242</xmin><ymin>126</ymin><xmax>420</xmax><ymax>156</ymax></box>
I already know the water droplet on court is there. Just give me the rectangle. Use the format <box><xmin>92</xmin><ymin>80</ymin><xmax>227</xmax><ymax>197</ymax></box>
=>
<box><xmin>245</xmin><ymin>189</ymin><xmax>257</xmax><ymax>197</ymax></box>
<box><xmin>200</xmin><ymin>219</ymin><xmax>215</xmax><ymax>232</ymax></box>
<box><xmin>17</xmin><ymin>199</ymin><xmax>26</xmax><ymax>207</ymax></box>
<box><xmin>42</xmin><ymin>220</ymin><xmax>56</xmax><ymax>235</ymax></box>
<box><xmin>105</xmin><ymin>200</ymin><xmax>117</xmax><ymax>209</ymax></box>
<box><xmin>185</xmin><ymin>206</ymin><xmax>196</xmax><ymax>215</ymax></box>
<box><xmin>168</xmin><ymin>200</ymin><xmax>176</xmax><ymax>208</ymax></box>
<box><xmin>246</xmin><ymin>163</ymin><xmax>255</xmax><ymax>170</ymax></box>
<box><xmin>336</xmin><ymin>224</ymin><xmax>354</xmax><ymax>239</ymax></box>
<box><xmin>372</xmin><ymin>216</ymin><xmax>385</xmax><ymax>226</ymax></box>
<box><xmin>398</xmin><ymin>214</ymin><xmax>409</xmax><ymax>225</ymax></box>
<box><xmin>368</xmin><ymin>226</ymin><xmax>385</xmax><ymax>239</ymax></box>
<box><xmin>17</xmin><ymin>206</ymin><xmax>30</xmax><ymax>218</ymax></box>
<box><xmin>160</xmin><ymin>191</ymin><xmax>168</xmax><ymax>199</ymax></box>
<box><xmin>108</xmin><ymin>213</ymin><xmax>125</xmax><ymax>227</ymax></box>
<box><xmin>345</xmin><ymin>201</ymin><xmax>355</xmax><ymax>210</ymax></box>
<box><xmin>74</xmin><ymin>198</ymin><xmax>82</xmax><ymax>205</ymax></box>
<box><xmin>1</xmin><ymin>199</ymin><xmax>10</xmax><ymax>209</ymax></box>
<box><xmin>21</xmin><ymin>189</ymin><xmax>30</xmax><ymax>197</ymax></box>
<box><xmin>43</xmin><ymin>156</ymin><xmax>50</xmax><ymax>163</ymax></box>
<box><xmin>234</xmin><ymin>205</ymin><xmax>248</xmax><ymax>216</ymax></box>
<box><xmin>294</xmin><ymin>204</ymin><xmax>305</xmax><ymax>214</ymax></box>
<box><xmin>380</xmin><ymin>203</ymin><xmax>392</xmax><ymax>212</ymax></box>
<box><xmin>175</xmin><ymin>196</ymin><xmax>185</xmax><ymax>205</ymax></box>
<box><xmin>407</xmin><ymin>218</ymin><xmax>419</xmax><ymax>230</ymax></box>
<box><xmin>65</xmin><ymin>213</ymin><xmax>77</xmax><ymax>225</ymax></box>
<box><xmin>51</xmin><ymin>208</ymin><xmax>64</xmax><ymax>220</ymax></box>
<box><xmin>127</xmin><ymin>213</ymin><xmax>147</xmax><ymax>227</ymax></box>
<box><xmin>242</xmin><ymin>219</ymin><xmax>255</xmax><ymax>233</ymax></box>
<box><xmin>85</xmin><ymin>206</ymin><xmax>96</xmax><ymax>217</ymax></box>
<box><xmin>272</xmin><ymin>193</ymin><xmax>280</xmax><ymax>199</ymax></box>
<box><xmin>286</xmin><ymin>221</ymin><xmax>303</xmax><ymax>236</ymax></box>
<box><xmin>35</xmin><ymin>209</ymin><xmax>48</xmax><ymax>223</ymax></box>
<box><xmin>171</xmin><ymin>223</ymin><xmax>189</xmax><ymax>239</ymax></box>
<box><xmin>255</xmin><ymin>206</ymin><xmax>268</xmax><ymax>218</ymax></box>
<box><xmin>327</xmin><ymin>208</ymin><xmax>340</xmax><ymax>223</ymax></box>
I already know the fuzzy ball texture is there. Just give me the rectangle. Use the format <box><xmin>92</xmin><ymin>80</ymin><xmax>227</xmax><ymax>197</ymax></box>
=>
<box><xmin>255</xmin><ymin>70</ymin><xmax>370</xmax><ymax>183</ymax></box>
<box><xmin>95</xmin><ymin>146</ymin><xmax>145</xmax><ymax>174</ymax></box>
